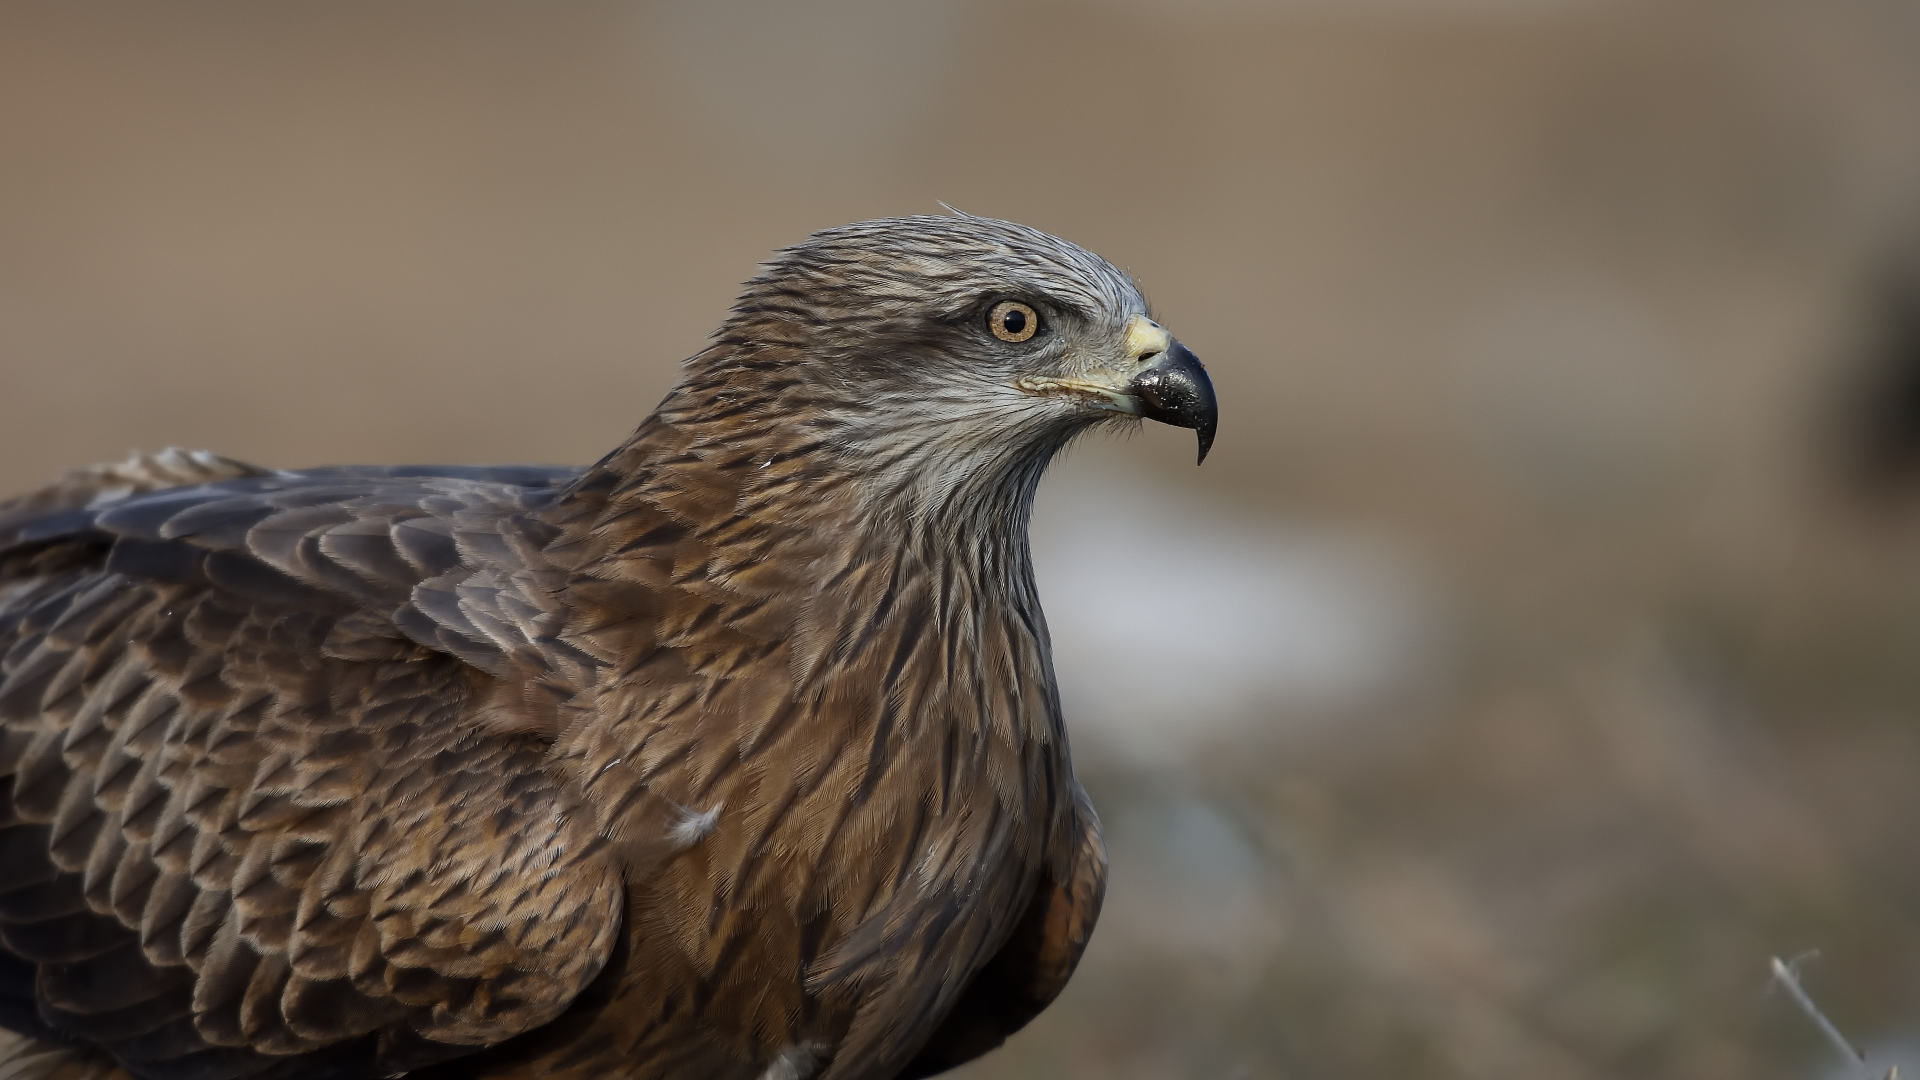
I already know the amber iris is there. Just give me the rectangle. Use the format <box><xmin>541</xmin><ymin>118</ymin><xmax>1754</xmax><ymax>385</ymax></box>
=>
<box><xmin>988</xmin><ymin>300</ymin><xmax>1039</xmax><ymax>343</ymax></box>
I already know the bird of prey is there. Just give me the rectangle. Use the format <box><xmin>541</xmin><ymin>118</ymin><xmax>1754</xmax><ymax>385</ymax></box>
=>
<box><xmin>0</xmin><ymin>215</ymin><xmax>1216</xmax><ymax>1080</ymax></box>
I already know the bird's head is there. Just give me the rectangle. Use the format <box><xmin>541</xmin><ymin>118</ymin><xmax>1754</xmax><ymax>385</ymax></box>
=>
<box><xmin>697</xmin><ymin>216</ymin><xmax>1216</xmax><ymax>503</ymax></box>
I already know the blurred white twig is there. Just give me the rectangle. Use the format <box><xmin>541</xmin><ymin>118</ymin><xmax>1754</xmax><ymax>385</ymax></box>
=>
<box><xmin>1769</xmin><ymin>955</ymin><xmax>1896</xmax><ymax>1080</ymax></box>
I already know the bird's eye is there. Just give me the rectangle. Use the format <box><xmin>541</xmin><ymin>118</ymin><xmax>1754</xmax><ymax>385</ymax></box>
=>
<box><xmin>988</xmin><ymin>300</ymin><xmax>1039</xmax><ymax>343</ymax></box>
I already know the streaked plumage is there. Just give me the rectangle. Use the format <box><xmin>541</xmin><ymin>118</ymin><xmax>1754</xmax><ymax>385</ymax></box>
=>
<box><xmin>0</xmin><ymin>216</ymin><xmax>1215</xmax><ymax>1080</ymax></box>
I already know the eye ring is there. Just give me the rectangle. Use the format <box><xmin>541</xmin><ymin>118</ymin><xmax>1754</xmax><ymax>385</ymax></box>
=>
<box><xmin>988</xmin><ymin>300</ymin><xmax>1040</xmax><ymax>343</ymax></box>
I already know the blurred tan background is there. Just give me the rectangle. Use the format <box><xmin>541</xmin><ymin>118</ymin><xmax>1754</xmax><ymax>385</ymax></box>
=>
<box><xmin>8</xmin><ymin>2</ymin><xmax>1920</xmax><ymax>1077</ymax></box>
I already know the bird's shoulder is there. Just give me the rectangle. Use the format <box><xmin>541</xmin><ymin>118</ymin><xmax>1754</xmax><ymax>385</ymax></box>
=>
<box><xmin>0</xmin><ymin>448</ymin><xmax>271</xmax><ymax>530</ymax></box>
<box><xmin>1</xmin><ymin>451</ymin><xmax>598</xmax><ymax>721</ymax></box>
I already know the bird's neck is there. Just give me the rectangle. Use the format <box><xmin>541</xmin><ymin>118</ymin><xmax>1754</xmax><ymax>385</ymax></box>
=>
<box><xmin>538</xmin><ymin>373</ymin><xmax>1075</xmax><ymax>938</ymax></box>
<box><xmin>543</xmin><ymin>371</ymin><xmax>1064</xmax><ymax>722</ymax></box>
<box><xmin>551</xmin><ymin>354</ymin><xmax>1064</xmax><ymax>614</ymax></box>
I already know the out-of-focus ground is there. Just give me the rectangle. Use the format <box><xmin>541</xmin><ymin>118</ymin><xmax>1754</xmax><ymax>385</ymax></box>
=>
<box><xmin>6</xmin><ymin>2</ymin><xmax>1920</xmax><ymax>1077</ymax></box>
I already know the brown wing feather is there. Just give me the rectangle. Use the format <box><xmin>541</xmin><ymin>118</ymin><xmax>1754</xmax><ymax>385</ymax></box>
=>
<box><xmin>0</xmin><ymin>450</ymin><xmax>268</xmax><ymax>529</ymax></box>
<box><xmin>0</xmin><ymin>459</ymin><xmax>622</xmax><ymax>1080</ymax></box>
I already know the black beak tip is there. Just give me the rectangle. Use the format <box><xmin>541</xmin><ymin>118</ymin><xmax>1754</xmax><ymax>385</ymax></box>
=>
<box><xmin>1129</xmin><ymin>339</ymin><xmax>1218</xmax><ymax>466</ymax></box>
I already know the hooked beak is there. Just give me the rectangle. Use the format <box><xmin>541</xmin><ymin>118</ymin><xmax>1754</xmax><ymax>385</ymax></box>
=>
<box><xmin>1014</xmin><ymin>314</ymin><xmax>1219</xmax><ymax>464</ymax></box>
<box><xmin>1128</xmin><ymin>338</ymin><xmax>1217</xmax><ymax>465</ymax></box>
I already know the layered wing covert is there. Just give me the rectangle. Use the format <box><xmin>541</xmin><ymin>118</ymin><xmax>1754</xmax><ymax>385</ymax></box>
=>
<box><xmin>0</xmin><ymin>453</ymin><xmax>621</xmax><ymax>1080</ymax></box>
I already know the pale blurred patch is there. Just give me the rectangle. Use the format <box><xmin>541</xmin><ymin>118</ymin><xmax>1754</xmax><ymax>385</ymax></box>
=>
<box><xmin>1034</xmin><ymin>454</ymin><xmax>1429</xmax><ymax>766</ymax></box>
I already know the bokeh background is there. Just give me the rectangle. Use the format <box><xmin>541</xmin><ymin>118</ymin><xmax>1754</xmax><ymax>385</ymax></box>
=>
<box><xmin>7</xmin><ymin>2</ymin><xmax>1920</xmax><ymax>1077</ymax></box>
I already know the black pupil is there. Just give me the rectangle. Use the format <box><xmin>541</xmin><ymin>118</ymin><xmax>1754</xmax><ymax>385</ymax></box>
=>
<box><xmin>1003</xmin><ymin>308</ymin><xmax>1028</xmax><ymax>334</ymax></box>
